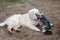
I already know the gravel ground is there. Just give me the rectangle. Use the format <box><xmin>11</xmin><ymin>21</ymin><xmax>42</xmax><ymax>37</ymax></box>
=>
<box><xmin>0</xmin><ymin>0</ymin><xmax>60</xmax><ymax>40</ymax></box>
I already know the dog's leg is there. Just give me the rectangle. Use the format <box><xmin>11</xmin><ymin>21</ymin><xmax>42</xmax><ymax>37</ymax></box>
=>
<box><xmin>14</xmin><ymin>25</ymin><xmax>21</xmax><ymax>33</ymax></box>
<box><xmin>27</xmin><ymin>25</ymin><xmax>40</xmax><ymax>32</ymax></box>
<box><xmin>7</xmin><ymin>26</ymin><xmax>13</xmax><ymax>34</ymax></box>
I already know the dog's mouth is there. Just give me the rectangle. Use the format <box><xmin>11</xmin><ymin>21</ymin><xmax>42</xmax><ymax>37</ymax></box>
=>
<box><xmin>35</xmin><ymin>14</ymin><xmax>40</xmax><ymax>19</ymax></box>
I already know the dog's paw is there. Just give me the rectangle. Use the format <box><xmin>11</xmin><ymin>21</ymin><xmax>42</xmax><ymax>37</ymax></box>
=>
<box><xmin>8</xmin><ymin>31</ymin><xmax>12</xmax><ymax>35</ymax></box>
<box><xmin>43</xmin><ymin>31</ymin><xmax>53</xmax><ymax>35</ymax></box>
<box><xmin>35</xmin><ymin>29</ymin><xmax>41</xmax><ymax>32</ymax></box>
<box><xmin>15</xmin><ymin>30</ymin><xmax>21</xmax><ymax>33</ymax></box>
<box><xmin>50</xmin><ymin>23</ymin><xmax>53</xmax><ymax>26</ymax></box>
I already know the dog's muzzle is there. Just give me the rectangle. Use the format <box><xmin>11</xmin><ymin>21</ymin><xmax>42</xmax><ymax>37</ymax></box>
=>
<box><xmin>35</xmin><ymin>14</ymin><xmax>40</xmax><ymax>19</ymax></box>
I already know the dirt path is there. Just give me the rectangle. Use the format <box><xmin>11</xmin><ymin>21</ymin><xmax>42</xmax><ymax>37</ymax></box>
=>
<box><xmin>0</xmin><ymin>0</ymin><xmax>60</xmax><ymax>40</ymax></box>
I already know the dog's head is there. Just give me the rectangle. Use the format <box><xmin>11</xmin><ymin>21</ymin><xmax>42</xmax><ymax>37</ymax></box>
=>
<box><xmin>28</xmin><ymin>8</ymin><xmax>41</xmax><ymax>20</ymax></box>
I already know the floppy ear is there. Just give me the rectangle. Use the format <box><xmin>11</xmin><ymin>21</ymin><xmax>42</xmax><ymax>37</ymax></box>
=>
<box><xmin>29</xmin><ymin>12</ymin><xmax>37</xmax><ymax>20</ymax></box>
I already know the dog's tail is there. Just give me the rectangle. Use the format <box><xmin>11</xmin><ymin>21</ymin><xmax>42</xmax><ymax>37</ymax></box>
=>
<box><xmin>0</xmin><ymin>20</ymin><xmax>7</xmax><ymax>26</ymax></box>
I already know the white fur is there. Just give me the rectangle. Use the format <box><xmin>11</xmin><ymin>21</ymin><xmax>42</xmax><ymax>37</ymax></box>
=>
<box><xmin>0</xmin><ymin>8</ymin><xmax>42</xmax><ymax>33</ymax></box>
<box><xmin>0</xmin><ymin>14</ymin><xmax>21</xmax><ymax>33</ymax></box>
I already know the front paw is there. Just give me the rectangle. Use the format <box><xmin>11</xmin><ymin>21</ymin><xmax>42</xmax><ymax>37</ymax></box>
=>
<box><xmin>8</xmin><ymin>31</ymin><xmax>12</xmax><ymax>34</ymax></box>
<box><xmin>35</xmin><ymin>29</ymin><xmax>41</xmax><ymax>32</ymax></box>
<box><xmin>15</xmin><ymin>30</ymin><xmax>21</xmax><ymax>33</ymax></box>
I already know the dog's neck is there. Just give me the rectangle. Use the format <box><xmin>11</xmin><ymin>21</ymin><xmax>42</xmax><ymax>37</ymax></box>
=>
<box><xmin>29</xmin><ymin>14</ymin><xmax>39</xmax><ymax>21</ymax></box>
<box><xmin>27</xmin><ymin>13</ymin><xmax>40</xmax><ymax>21</ymax></box>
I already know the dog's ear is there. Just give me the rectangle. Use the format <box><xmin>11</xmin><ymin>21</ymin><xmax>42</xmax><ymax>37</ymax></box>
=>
<box><xmin>29</xmin><ymin>12</ymin><xmax>37</xmax><ymax>20</ymax></box>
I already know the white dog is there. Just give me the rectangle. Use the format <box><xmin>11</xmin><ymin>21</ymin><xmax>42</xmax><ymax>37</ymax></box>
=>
<box><xmin>0</xmin><ymin>14</ymin><xmax>22</xmax><ymax>34</ymax></box>
<box><xmin>0</xmin><ymin>8</ymin><xmax>42</xmax><ymax>34</ymax></box>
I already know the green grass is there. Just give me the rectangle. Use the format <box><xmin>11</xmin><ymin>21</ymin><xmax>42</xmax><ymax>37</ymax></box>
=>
<box><xmin>0</xmin><ymin>0</ymin><xmax>27</xmax><ymax>7</ymax></box>
<box><xmin>0</xmin><ymin>0</ymin><xmax>27</xmax><ymax>9</ymax></box>
<box><xmin>7</xmin><ymin>0</ymin><xmax>27</xmax><ymax>3</ymax></box>
<box><xmin>0</xmin><ymin>0</ymin><xmax>27</xmax><ymax>12</ymax></box>
<box><xmin>0</xmin><ymin>2</ymin><xmax>9</xmax><ymax>12</ymax></box>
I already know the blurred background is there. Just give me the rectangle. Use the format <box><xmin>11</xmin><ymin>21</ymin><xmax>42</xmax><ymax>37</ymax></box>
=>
<box><xmin>0</xmin><ymin>0</ymin><xmax>60</xmax><ymax>40</ymax></box>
